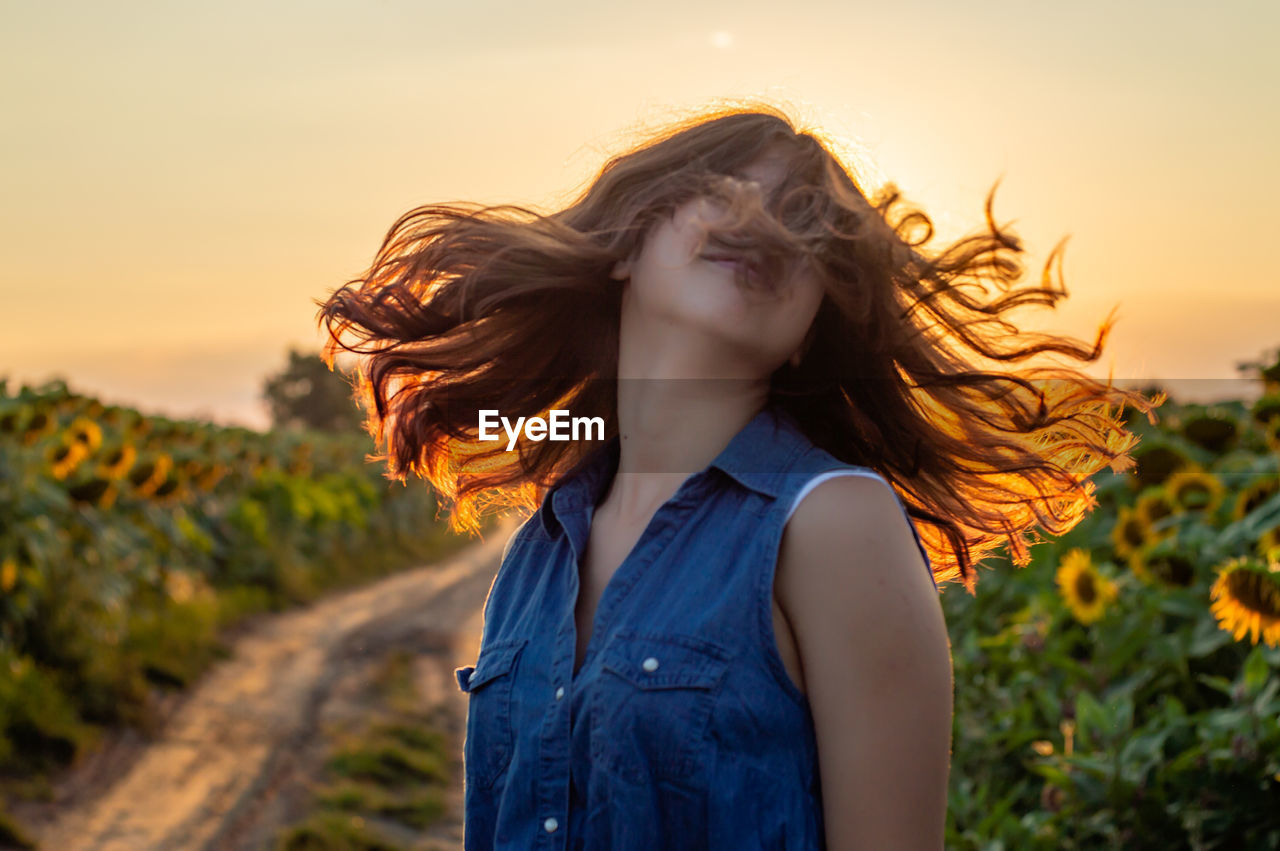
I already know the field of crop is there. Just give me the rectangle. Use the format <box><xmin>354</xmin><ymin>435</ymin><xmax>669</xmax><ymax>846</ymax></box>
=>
<box><xmin>0</xmin><ymin>378</ymin><xmax>486</xmax><ymax>847</ymax></box>
<box><xmin>2</xmin><ymin>361</ymin><xmax>1280</xmax><ymax>848</ymax></box>
<box><xmin>940</xmin><ymin>362</ymin><xmax>1280</xmax><ymax>848</ymax></box>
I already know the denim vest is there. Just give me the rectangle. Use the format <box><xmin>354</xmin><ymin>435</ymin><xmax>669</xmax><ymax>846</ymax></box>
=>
<box><xmin>455</xmin><ymin>404</ymin><xmax>937</xmax><ymax>850</ymax></box>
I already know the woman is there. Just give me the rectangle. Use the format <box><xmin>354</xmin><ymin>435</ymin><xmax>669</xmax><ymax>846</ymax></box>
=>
<box><xmin>317</xmin><ymin>100</ymin><xmax>1157</xmax><ymax>850</ymax></box>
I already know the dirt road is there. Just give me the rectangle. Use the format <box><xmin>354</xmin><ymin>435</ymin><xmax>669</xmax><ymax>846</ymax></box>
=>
<box><xmin>22</xmin><ymin>519</ymin><xmax>512</xmax><ymax>851</ymax></box>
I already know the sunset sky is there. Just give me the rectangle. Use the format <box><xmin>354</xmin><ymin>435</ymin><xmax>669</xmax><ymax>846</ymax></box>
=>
<box><xmin>3</xmin><ymin>1</ymin><xmax>1276</xmax><ymax>430</ymax></box>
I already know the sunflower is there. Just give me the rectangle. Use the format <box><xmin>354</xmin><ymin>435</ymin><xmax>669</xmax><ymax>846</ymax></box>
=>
<box><xmin>1234</xmin><ymin>476</ymin><xmax>1280</xmax><ymax>522</ymax></box>
<box><xmin>1135</xmin><ymin>488</ymin><xmax>1178</xmax><ymax>527</ymax></box>
<box><xmin>194</xmin><ymin>462</ymin><xmax>229</xmax><ymax>492</ymax></box>
<box><xmin>67</xmin><ymin>476</ymin><xmax>119</xmax><ymax>510</ymax></box>
<box><xmin>1056</xmin><ymin>548</ymin><xmax>1119</xmax><ymax>625</ymax></box>
<box><xmin>67</xmin><ymin>416</ymin><xmax>103</xmax><ymax>453</ymax></box>
<box><xmin>164</xmin><ymin>569</ymin><xmax>213</xmax><ymax>604</ymax></box>
<box><xmin>128</xmin><ymin>452</ymin><xmax>174</xmax><ymax>497</ymax></box>
<box><xmin>1131</xmin><ymin>443</ymin><xmax>1192</xmax><ymax>490</ymax></box>
<box><xmin>1</xmin><ymin>556</ymin><xmax>18</xmax><ymax>592</ymax></box>
<box><xmin>1127</xmin><ymin>538</ymin><xmax>1197</xmax><ymax>588</ymax></box>
<box><xmin>47</xmin><ymin>439</ymin><xmax>89</xmax><ymax>480</ymax></box>
<box><xmin>1251</xmin><ymin>392</ymin><xmax>1280</xmax><ymax>430</ymax></box>
<box><xmin>98</xmin><ymin>443</ymin><xmax>138</xmax><ymax>480</ymax></box>
<box><xmin>1265</xmin><ymin>418</ymin><xmax>1280</xmax><ymax>454</ymax></box>
<box><xmin>286</xmin><ymin>458</ymin><xmax>313</xmax><ymax>477</ymax></box>
<box><xmin>152</xmin><ymin>475</ymin><xmax>186</xmax><ymax>503</ymax></box>
<box><xmin>1258</xmin><ymin>526</ymin><xmax>1280</xmax><ymax>562</ymax></box>
<box><xmin>1181</xmin><ymin>408</ymin><xmax>1239</xmax><ymax>454</ymax></box>
<box><xmin>1209</xmin><ymin>556</ymin><xmax>1280</xmax><ymax>648</ymax></box>
<box><xmin>0</xmin><ymin>404</ymin><xmax>27</xmax><ymax>436</ymax></box>
<box><xmin>21</xmin><ymin>410</ymin><xmax>54</xmax><ymax>446</ymax></box>
<box><xmin>1164</xmin><ymin>467</ymin><xmax>1225</xmax><ymax>516</ymax></box>
<box><xmin>1111</xmin><ymin>506</ymin><xmax>1149</xmax><ymax>560</ymax></box>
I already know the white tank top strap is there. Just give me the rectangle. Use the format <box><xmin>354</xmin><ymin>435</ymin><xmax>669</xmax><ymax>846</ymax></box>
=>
<box><xmin>784</xmin><ymin>468</ymin><xmax>889</xmax><ymax>524</ymax></box>
<box><xmin>784</xmin><ymin>467</ymin><xmax>939</xmax><ymax>589</ymax></box>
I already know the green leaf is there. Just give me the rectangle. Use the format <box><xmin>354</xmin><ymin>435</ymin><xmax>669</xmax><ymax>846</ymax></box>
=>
<box><xmin>973</xmin><ymin>785</ymin><xmax>1022</xmax><ymax>837</ymax></box>
<box><xmin>1026</xmin><ymin>761</ymin><xmax>1073</xmax><ymax>787</ymax></box>
<box><xmin>1156</xmin><ymin>593</ymin><xmax>1203</xmax><ymax>619</ymax></box>
<box><xmin>1242</xmin><ymin>645</ymin><xmax>1272</xmax><ymax>695</ymax></box>
<box><xmin>1157</xmin><ymin>694</ymin><xmax>1187</xmax><ymax>725</ymax></box>
<box><xmin>1253</xmin><ymin>677</ymin><xmax>1280</xmax><ymax>715</ymax></box>
<box><xmin>1043</xmin><ymin>650</ymin><xmax>1092</xmax><ymax>681</ymax></box>
<box><xmin>1216</xmin><ymin>489</ymin><xmax>1280</xmax><ymax>548</ymax></box>
<box><xmin>1202</xmin><ymin>707</ymin><xmax>1250</xmax><ymax>734</ymax></box>
<box><xmin>1195</xmin><ymin>674</ymin><xmax>1234</xmax><ymax>697</ymax></box>
<box><xmin>1061</xmin><ymin>753</ymin><xmax>1113</xmax><ymax>781</ymax></box>
<box><xmin>1166</xmin><ymin>745</ymin><xmax>1204</xmax><ymax>775</ymax></box>
<box><xmin>1107</xmin><ymin>621</ymin><xmax>1151</xmax><ymax>672</ymax></box>
<box><xmin>1188</xmin><ymin>619</ymin><xmax>1233</xmax><ymax>658</ymax></box>
<box><xmin>1104</xmin><ymin>691</ymin><xmax>1134</xmax><ymax>734</ymax></box>
<box><xmin>1118</xmin><ymin>728</ymin><xmax>1173</xmax><ymax>786</ymax></box>
<box><xmin>1075</xmin><ymin>691</ymin><xmax>1110</xmax><ymax>748</ymax></box>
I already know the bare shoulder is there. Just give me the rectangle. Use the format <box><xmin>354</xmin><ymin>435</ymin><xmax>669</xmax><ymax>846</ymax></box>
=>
<box><xmin>776</xmin><ymin>473</ymin><xmax>953</xmax><ymax>849</ymax></box>
<box><xmin>778</xmin><ymin>473</ymin><xmax>937</xmax><ymax>611</ymax></box>
<box><xmin>776</xmin><ymin>472</ymin><xmax>946</xmax><ymax>664</ymax></box>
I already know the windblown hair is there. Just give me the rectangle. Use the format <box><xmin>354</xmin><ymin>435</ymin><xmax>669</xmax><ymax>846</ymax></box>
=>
<box><xmin>316</xmin><ymin>98</ymin><xmax>1162</xmax><ymax>594</ymax></box>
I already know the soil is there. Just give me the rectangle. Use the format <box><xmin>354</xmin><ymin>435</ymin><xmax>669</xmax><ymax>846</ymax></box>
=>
<box><xmin>11</xmin><ymin>519</ymin><xmax>513</xmax><ymax>851</ymax></box>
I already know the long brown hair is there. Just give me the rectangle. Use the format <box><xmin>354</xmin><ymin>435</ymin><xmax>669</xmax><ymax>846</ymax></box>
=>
<box><xmin>316</xmin><ymin>98</ymin><xmax>1162</xmax><ymax>594</ymax></box>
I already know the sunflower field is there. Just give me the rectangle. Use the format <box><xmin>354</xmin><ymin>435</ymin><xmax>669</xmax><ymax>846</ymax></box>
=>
<box><xmin>942</xmin><ymin>353</ymin><xmax>1280</xmax><ymax>848</ymax></box>
<box><xmin>4</xmin><ymin>355</ymin><xmax>1280</xmax><ymax>848</ymax></box>
<box><xmin>0</xmin><ymin>378</ymin><xmax>482</xmax><ymax>837</ymax></box>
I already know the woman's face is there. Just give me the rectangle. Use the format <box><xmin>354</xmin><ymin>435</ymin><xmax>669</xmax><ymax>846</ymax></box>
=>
<box><xmin>611</xmin><ymin>146</ymin><xmax>825</xmax><ymax>376</ymax></box>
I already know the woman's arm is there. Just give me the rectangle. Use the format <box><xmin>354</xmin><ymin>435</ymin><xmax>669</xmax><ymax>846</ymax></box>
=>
<box><xmin>777</xmin><ymin>475</ymin><xmax>953</xmax><ymax>850</ymax></box>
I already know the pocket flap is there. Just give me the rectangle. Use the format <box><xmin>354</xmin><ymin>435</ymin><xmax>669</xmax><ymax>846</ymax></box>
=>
<box><xmin>456</xmin><ymin>638</ymin><xmax>527</xmax><ymax>693</ymax></box>
<box><xmin>601</xmin><ymin>632</ymin><xmax>730</xmax><ymax>690</ymax></box>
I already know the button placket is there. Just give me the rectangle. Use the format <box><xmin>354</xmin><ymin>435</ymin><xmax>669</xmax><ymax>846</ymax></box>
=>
<box><xmin>571</xmin><ymin>499</ymin><xmax>695</xmax><ymax>682</ymax></box>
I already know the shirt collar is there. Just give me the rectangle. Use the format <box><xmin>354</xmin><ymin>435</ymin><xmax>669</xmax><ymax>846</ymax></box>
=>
<box><xmin>537</xmin><ymin>404</ymin><xmax>811</xmax><ymax>538</ymax></box>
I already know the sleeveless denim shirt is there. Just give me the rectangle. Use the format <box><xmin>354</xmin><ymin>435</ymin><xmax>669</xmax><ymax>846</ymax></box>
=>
<box><xmin>454</xmin><ymin>404</ymin><xmax>937</xmax><ymax>850</ymax></box>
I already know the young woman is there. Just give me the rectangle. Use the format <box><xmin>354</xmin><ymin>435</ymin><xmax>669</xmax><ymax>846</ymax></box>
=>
<box><xmin>318</xmin><ymin>101</ymin><xmax>1157</xmax><ymax>850</ymax></box>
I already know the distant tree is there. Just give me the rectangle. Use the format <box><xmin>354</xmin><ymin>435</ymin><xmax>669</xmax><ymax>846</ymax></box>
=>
<box><xmin>1237</xmin><ymin>344</ymin><xmax>1280</xmax><ymax>389</ymax></box>
<box><xmin>262</xmin><ymin>348</ymin><xmax>365</xmax><ymax>433</ymax></box>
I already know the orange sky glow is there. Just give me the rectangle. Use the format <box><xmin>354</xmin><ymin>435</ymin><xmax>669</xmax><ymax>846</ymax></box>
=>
<box><xmin>2</xmin><ymin>1</ymin><xmax>1276</xmax><ymax>429</ymax></box>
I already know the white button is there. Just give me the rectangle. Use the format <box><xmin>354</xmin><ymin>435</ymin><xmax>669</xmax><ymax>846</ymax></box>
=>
<box><xmin>544</xmin><ymin>816</ymin><xmax>559</xmax><ymax>833</ymax></box>
<box><xmin>642</xmin><ymin>656</ymin><xmax>660</xmax><ymax>672</ymax></box>
<box><xmin>554</xmin><ymin>686</ymin><xmax>565</xmax><ymax>701</ymax></box>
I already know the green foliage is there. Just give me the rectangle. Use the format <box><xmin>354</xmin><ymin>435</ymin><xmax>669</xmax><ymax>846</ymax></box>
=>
<box><xmin>0</xmin><ymin>648</ymin><xmax>91</xmax><ymax>771</ymax></box>
<box><xmin>275</xmin><ymin>649</ymin><xmax>454</xmax><ymax>849</ymax></box>
<box><xmin>274</xmin><ymin>812</ymin><xmax>405</xmax><ymax>851</ymax></box>
<box><xmin>942</xmin><ymin>379</ymin><xmax>1280</xmax><ymax>848</ymax></box>
<box><xmin>0</xmin><ymin>378</ymin><xmax>489</xmax><ymax>831</ymax></box>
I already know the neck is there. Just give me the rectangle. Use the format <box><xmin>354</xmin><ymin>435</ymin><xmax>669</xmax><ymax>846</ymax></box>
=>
<box><xmin>602</xmin><ymin>313</ymin><xmax>770</xmax><ymax>524</ymax></box>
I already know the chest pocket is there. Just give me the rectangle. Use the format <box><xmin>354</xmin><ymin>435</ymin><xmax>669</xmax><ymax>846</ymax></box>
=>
<box><xmin>592</xmin><ymin>631</ymin><xmax>731</xmax><ymax>785</ymax></box>
<box><xmin>456</xmin><ymin>638</ymin><xmax>526</xmax><ymax>790</ymax></box>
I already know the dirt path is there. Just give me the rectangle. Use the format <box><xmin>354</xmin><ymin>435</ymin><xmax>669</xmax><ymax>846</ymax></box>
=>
<box><xmin>21</xmin><ymin>519</ymin><xmax>512</xmax><ymax>851</ymax></box>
